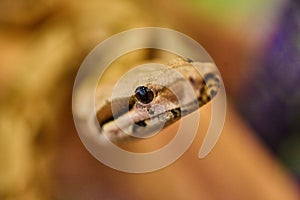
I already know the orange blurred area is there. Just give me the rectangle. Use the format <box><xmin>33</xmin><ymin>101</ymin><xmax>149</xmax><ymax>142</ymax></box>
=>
<box><xmin>0</xmin><ymin>0</ymin><xmax>299</xmax><ymax>199</ymax></box>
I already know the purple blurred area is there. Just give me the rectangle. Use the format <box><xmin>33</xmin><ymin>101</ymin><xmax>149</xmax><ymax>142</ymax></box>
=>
<box><xmin>238</xmin><ymin>0</ymin><xmax>300</xmax><ymax>179</ymax></box>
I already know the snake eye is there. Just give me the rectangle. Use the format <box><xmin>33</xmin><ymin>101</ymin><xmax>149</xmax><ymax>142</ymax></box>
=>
<box><xmin>134</xmin><ymin>86</ymin><xmax>154</xmax><ymax>104</ymax></box>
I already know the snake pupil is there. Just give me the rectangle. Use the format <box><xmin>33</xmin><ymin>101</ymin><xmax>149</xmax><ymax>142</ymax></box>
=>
<box><xmin>134</xmin><ymin>86</ymin><xmax>154</xmax><ymax>104</ymax></box>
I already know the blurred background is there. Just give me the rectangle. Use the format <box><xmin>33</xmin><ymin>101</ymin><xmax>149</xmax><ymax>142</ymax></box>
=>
<box><xmin>0</xmin><ymin>0</ymin><xmax>299</xmax><ymax>199</ymax></box>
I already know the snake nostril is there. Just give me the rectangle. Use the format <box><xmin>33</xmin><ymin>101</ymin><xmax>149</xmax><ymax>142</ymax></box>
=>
<box><xmin>189</xmin><ymin>76</ymin><xmax>196</xmax><ymax>84</ymax></box>
<box><xmin>134</xmin><ymin>86</ymin><xmax>154</xmax><ymax>104</ymax></box>
<box><xmin>186</xmin><ymin>57</ymin><xmax>194</xmax><ymax>63</ymax></box>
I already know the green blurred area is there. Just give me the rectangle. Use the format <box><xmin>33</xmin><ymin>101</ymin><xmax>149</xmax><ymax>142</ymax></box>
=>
<box><xmin>188</xmin><ymin>0</ymin><xmax>282</xmax><ymax>24</ymax></box>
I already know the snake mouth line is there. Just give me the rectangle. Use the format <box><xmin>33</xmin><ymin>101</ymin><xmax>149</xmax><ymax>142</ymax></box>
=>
<box><xmin>101</xmin><ymin>105</ymin><xmax>182</xmax><ymax>129</ymax></box>
<box><xmin>132</xmin><ymin>107</ymin><xmax>182</xmax><ymax>130</ymax></box>
<box><xmin>120</xmin><ymin>106</ymin><xmax>183</xmax><ymax>138</ymax></box>
<box><xmin>97</xmin><ymin>102</ymin><xmax>183</xmax><ymax>139</ymax></box>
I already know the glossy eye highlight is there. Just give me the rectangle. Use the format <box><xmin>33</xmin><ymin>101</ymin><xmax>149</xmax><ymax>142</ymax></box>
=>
<box><xmin>134</xmin><ymin>86</ymin><xmax>154</xmax><ymax>104</ymax></box>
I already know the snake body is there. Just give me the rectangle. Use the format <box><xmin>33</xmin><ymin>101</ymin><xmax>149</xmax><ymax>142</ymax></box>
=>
<box><xmin>96</xmin><ymin>57</ymin><xmax>220</xmax><ymax>142</ymax></box>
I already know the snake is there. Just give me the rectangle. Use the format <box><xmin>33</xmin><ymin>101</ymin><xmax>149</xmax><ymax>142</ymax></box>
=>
<box><xmin>94</xmin><ymin>57</ymin><xmax>221</xmax><ymax>142</ymax></box>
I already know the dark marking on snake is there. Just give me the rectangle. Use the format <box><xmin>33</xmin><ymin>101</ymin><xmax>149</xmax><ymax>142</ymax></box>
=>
<box><xmin>134</xmin><ymin>120</ymin><xmax>147</xmax><ymax>127</ymax></box>
<box><xmin>171</xmin><ymin>107</ymin><xmax>181</xmax><ymax>118</ymax></box>
<box><xmin>132</xmin><ymin>120</ymin><xmax>147</xmax><ymax>134</ymax></box>
<box><xmin>204</xmin><ymin>73</ymin><xmax>220</xmax><ymax>83</ymax></box>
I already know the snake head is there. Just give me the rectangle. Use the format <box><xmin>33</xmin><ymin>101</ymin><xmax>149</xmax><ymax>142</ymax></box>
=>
<box><xmin>96</xmin><ymin>58</ymin><xmax>221</xmax><ymax>142</ymax></box>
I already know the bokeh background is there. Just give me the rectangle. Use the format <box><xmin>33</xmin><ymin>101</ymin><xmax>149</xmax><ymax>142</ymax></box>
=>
<box><xmin>0</xmin><ymin>0</ymin><xmax>299</xmax><ymax>199</ymax></box>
